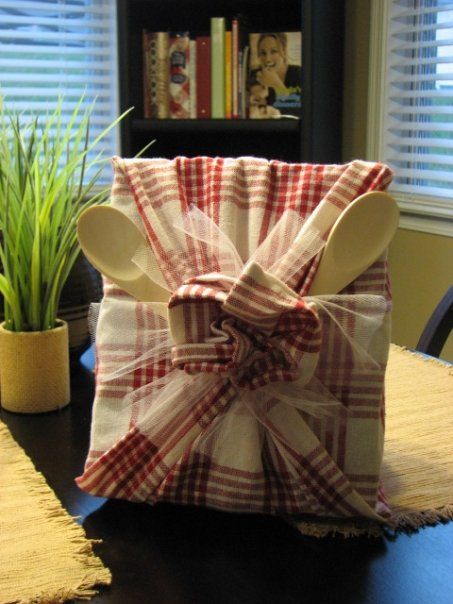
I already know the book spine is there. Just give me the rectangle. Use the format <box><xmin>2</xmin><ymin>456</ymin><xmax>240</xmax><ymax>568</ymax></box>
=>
<box><xmin>169</xmin><ymin>33</ymin><xmax>191</xmax><ymax>119</ymax></box>
<box><xmin>196</xmin><ymin>36</ymin><xmax>211</xmax><ymax>119</ymax></box>
<box><xmin>148</xmin><ymin>32</ymin><xmax>163</xmax><ymax>118</ymax></box>
<box><xmin>224</xmin><ymin>30</ymin><xmax>232</xmax><ymax>119</ymax></box>
<box><xmin>142</xmin><ymin>30</ymin><xmax>151</xmax><ymax>118</ymax></box>
<box><xmin>240</xmin><ymin>45</ymin><xmax>249</xmax><ymax>118</ymax></box>
<box><xmin>238</xmin><ymin>49</ymin><xmax>243</xmax><ymax>118</ymax></box>
<box><xmin>155</xmin><ymin>32</ymin><xmax>169</xmax><ymax>119</ymax></box>
<box><xmin>210</xmin><ymin>17</ymin><xmax>225</xmax><ymax>118</ymax></box>
<box><xmin>232</xmin><ymin>19</ymin><xmax>239</xmax><ymax>119</ymax></box>
<box><xmin>189</xmin><ymin>39</ymin><xmax>197</xmax><ymax>119</ymax></box>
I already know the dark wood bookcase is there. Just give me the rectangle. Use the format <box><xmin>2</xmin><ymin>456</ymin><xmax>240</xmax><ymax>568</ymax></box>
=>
<box><xmin>116</xmin><ymin>0</ymin><xmax>344</xmax><ymax>164</ymax></box>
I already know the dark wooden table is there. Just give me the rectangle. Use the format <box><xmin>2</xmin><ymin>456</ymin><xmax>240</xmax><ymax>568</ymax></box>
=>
<box><xmin>2</xmin><ymin>349</ymin><xmax>452</xmax><ymax>604</ymax></box>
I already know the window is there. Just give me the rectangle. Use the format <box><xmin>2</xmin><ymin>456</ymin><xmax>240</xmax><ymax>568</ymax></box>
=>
<box><xmin>0</xmin><ymin>0</ymin><xmax>119</xmax><ymax>185</ymax></box>
<box><xmin>368</xmin><ymin>0</ymin><xmax>453</xmax><ymax>236</ymax></box>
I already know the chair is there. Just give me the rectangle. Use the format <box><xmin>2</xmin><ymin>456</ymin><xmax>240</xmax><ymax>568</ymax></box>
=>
<box><xmin>416</xmin><ymin>286</ymin><xmax>453</xmax><ymax>358</ymax></box>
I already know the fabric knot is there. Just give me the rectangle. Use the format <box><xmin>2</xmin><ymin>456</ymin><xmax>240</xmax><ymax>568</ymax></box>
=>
<box><xmin>168</xmin><ymin>263</ymin><xmax>322</xmax><ymax>390</ymax></box>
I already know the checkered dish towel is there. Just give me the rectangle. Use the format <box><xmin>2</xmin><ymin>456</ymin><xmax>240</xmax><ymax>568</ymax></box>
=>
<box><xmin>77</xmin><ymin>157</ymin><xmax>394</xmax><ymax>522</ymax></box>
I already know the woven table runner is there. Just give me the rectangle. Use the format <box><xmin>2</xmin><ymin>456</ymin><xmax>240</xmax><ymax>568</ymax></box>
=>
<box><xmin>296</xmin><ymin>344</ymin><xmax>453</xmax><ymax>537</ymax></box>
<box><xmin>0</xmin><ymin>422</ymin><xmax>111</xmax><ymax>604</ymax></box>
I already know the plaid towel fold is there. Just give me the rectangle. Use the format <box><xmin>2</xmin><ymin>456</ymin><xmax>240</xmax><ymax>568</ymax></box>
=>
<box><xmin>77</xmin><ymin>157</ymin><xmax>393</xmax><ymax>521</ymax></box>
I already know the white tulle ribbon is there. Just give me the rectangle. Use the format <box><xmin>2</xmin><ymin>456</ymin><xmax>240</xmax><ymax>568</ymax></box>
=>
<box><xmin>96</xmin><ymin>206</ymin><xmax>389</xmax><ymax>423</ymax></box>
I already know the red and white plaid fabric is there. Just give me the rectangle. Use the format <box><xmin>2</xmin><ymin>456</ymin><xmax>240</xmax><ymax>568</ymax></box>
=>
<box><xmin>77</xmin><ymin>157</ymin><xmax>394</xmax><ymax>521</ymax></box>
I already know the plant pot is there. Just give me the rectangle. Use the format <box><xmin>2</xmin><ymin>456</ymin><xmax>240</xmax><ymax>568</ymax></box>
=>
<box><xmin>0</xmin><ymin>320</ymin><xmax>70</xmax><ymax>413</ymax></box>
<box><xmin>0</xmin><ymin>253</ymin><xmax>103</xmax><ymax>369</ymax></box>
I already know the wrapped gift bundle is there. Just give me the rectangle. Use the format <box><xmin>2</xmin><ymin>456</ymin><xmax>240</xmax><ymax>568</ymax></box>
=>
<box><xmin>77</xmin><ymin>157</ymin><xmax>394</xmax><ymax>522</ymax></box>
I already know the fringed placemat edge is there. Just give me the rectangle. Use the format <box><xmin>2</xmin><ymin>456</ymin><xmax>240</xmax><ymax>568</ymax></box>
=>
<box><xmin>293</xmin><ymin>503</ymin><xmax>453</xmax><ymax>539</ymax></box>
<box><xmin>389</xmin><ymin>343</ymin><xmax>453</xmax><ymax>372</ymax></box>
<box><xmin>0</xmin><ymin>421</ymin><xmax>111</xmax><ymax>604</ymax></box>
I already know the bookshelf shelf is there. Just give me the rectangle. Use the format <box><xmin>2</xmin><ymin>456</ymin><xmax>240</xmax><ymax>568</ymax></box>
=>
<box><xmin>117</xmin><ymin>0</ymin><xmax>345</xmax><ymax>164</ymax></box>
<box><xmin>132</xmin><ymin>119</ymin><xmax>301</xmax><ymax>134</ymax></box>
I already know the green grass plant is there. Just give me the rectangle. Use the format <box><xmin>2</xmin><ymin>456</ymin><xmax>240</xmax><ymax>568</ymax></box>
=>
<box><xmin>0</xmin><ymin>95</ymin><xmax>140</xmax><ymax>332</ymax></box>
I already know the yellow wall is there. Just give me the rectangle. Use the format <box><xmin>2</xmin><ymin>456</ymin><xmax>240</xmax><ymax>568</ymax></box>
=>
<box><xmin>342</xmin><ymin>0</ymin><xmax>370</xmax><ymax>164</ymax></box>
<box><xmin>388</xmin><ymin>230</ymin><xmax>453</xmax><ymax>361</ymax></box>
<box><xmin>343</xmin><ymin>0</ymin><xmax>453</xmax><ymax>362</ymax></box>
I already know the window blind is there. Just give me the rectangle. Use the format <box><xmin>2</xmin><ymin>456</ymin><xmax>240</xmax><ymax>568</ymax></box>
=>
<box><xmin>384</xmin><ymin>0</ymin><xmax>453</xmax><ymax>216</ymax></box>
<box><xmin>0</xmin><ymin>0</ymin><xmax>119</xmax><ymax>185</ymax></box>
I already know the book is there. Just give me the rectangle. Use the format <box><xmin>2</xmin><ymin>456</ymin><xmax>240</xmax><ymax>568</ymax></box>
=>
<box><xmin>224</xmin><ymin>30</ymin><xmax>232</xmax><ymax>119</ymax></box>
<box><xmin>231</xmin><ymin>19</ymin><xmax>240</xmax><ymax>119</ymax></box>
<box><xmin>210</xmin><ymin>17</ymin><xmax>225</xmax><ymax>118</ymax></box>
<box><xmin>196</xmin><ymin>36</ymin><xmax>211</xmax><ymax>118</ymax></box>
<box><xmin>169</xmin><ymin>32</ymin><xmax>191</xmax><ymax>119</ymax></box>
<box><xmin>189</xmin><ymin>39</ymin><xmax>197</xmax><ymax>118</ymax></box>
<box><xmin>239</xmin><ymin>45</ymin><xmax>249</xmax><ymax>118</ymax></box>
<box><xmin>142</xmin><ymin>30</ymin><xmax>152</xmax><ymax>118</ymax></box>
<box><xmin>248</xmin><ymin>32</ymin><xmax>302</xmax><ymax>119</ymax></box>
<box><xmin>143</xmin><ymin>31</ymin><xmax>170</xmax><ymax>119</ymax></box>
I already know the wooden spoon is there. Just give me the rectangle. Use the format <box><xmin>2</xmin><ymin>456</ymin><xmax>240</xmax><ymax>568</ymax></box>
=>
<box><xmin>77</xmin><ymin>206</ymin><xmax>170</xmax><ymax>307</ymax></box>
<box><xmin>308</xmin><ymin>191</ymin><xmax>399</xmax><ymax>295</ymax></box>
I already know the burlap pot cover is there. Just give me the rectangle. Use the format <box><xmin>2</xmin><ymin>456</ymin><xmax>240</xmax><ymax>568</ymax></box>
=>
<box><xmin>0</xmin><ymin>320</ymin><xmax>70</xmax><ymax>413</ymax></box>
<box><xmin>77</xmin><ymin>157</ymin><xmax>394</xmax><ymax>523</ymax></box>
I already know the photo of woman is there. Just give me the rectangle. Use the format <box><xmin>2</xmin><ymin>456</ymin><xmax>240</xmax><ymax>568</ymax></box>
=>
<box><xmin>248</xmin><ymin>32</ymin><xmax>302</xmax><ymax>118</ymax></box>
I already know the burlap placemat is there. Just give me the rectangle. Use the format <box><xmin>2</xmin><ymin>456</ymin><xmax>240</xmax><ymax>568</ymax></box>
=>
<box><xmin>296</xmin><ymin>344</ymin><xmax>453</xmax><ymax>537</ymax></box>
<box><xmin>0</xmin><ymin>422</ymin><xmax>111</xmax><ymax>604</ymax></box>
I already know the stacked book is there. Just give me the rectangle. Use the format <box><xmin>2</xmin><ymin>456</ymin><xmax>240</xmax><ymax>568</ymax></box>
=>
<box><xmin>142</xmin><ymin>19</ymin><xmax>302</xmax><ymax>120</ymax></box>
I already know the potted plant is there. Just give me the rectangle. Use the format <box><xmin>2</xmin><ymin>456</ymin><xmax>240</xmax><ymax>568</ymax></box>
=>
<box><xmin>0</xmin><ymin>95</ymin><xmax>136</xmax><ymax>413</ymax></box>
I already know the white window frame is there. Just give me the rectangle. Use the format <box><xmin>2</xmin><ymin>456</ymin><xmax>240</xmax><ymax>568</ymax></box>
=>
<box><xmin>367</xmin><ymin>0</ymin><xmax>453</xmax><ymax>237</ymax></box>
